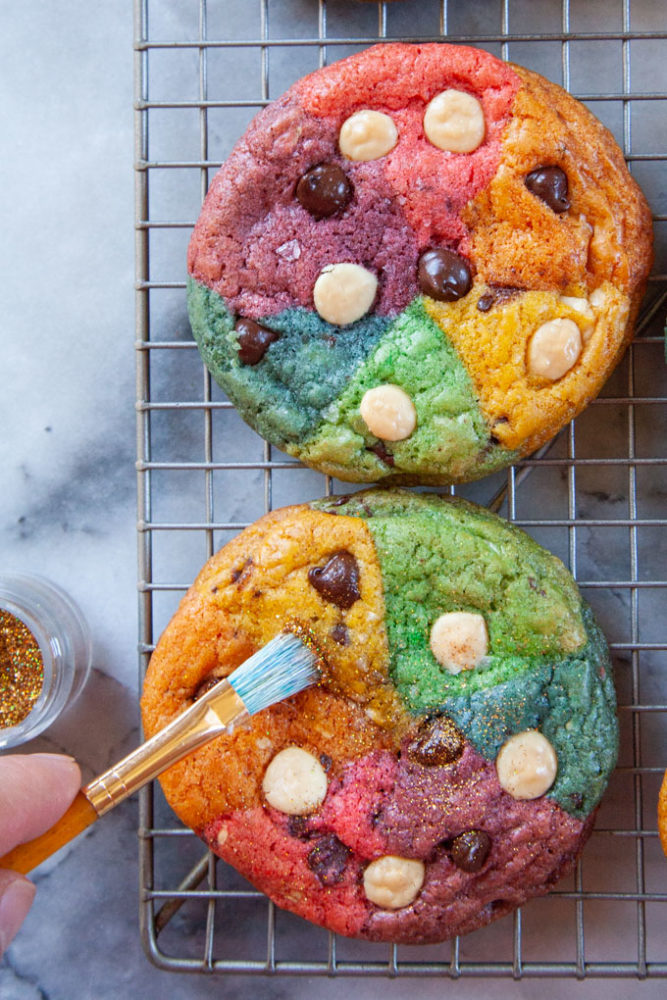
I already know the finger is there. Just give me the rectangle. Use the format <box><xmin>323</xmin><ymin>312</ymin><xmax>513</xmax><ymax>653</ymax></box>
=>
<box><xmin>0</xmin><ymin>871</ymin><xmax>36</xmax><ymax>955</ymax></box>
<box><xmin>0</xmin><ymin>754</ymin><xmax>81</xmax><ymax>857</ymax></box>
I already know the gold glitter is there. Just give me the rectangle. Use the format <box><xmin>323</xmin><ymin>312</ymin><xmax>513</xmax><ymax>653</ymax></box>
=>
<box><xmin>0</xmin><ymin>610</ymin><xmax>44</xmax><ymax>728</ymax></box>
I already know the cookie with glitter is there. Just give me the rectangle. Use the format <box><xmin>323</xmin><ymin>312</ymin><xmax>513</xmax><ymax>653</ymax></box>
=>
<box><xmin>187</xmin><ymin>42</ymin><xmax>652</xmax><ymax>485</ymax></box>
<box><xmin>141</xmin><ymin>489</ymin><xmax>618</xmax><ymax>943</ymax></box>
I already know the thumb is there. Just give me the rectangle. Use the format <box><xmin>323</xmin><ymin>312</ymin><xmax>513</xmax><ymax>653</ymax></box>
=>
<box><xmin>0</xmin><ymin>754</ymin><xmax>81</xmax><ymax>857</ymax></box>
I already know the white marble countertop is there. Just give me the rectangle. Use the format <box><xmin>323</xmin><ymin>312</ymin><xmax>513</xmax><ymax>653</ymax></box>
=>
<box><xmin>2</xmin><ymin>2</ymin><xmax>666</xmax><ymax>997</ymax></box>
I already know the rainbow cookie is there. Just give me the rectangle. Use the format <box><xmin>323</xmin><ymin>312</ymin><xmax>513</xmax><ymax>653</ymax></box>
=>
<box><xmin>188</xmin><ymin>42</ymin><xmax>652</xmax><ymax>485</ymax></box>
<box><xmin>141</xmin><ymin>490</ymin><xmax>618</xmax><ymax>943</ymax></box>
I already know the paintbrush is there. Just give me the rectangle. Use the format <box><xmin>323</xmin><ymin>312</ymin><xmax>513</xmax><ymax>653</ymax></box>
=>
<box><xmin>0</xmin><ymin>631</ymin><xmax>319</xmax><ymax>875</ymax></box>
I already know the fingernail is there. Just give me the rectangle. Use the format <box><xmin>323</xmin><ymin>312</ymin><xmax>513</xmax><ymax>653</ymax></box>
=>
<box><xmin>28</xmin><ymin>754</ymin><xmax>80</xmax><ymax>782</ymax></box>
<box><xmin>0</xmin><ymin>877</ymin><xmax>36</xmax><ymax>955</ymax></box>
<box><xmin>29</xmin><ymin>753</ymin><xmax>76</xmax><ymax>764</ymax></box>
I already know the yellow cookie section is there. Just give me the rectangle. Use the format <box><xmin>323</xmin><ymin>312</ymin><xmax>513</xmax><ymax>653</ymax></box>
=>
<box><xmin>141</xmin><ymin>506</ymin><xmax>405</xmax><ymax>830</ymax></box>
<box><xmin>424</xmin><ymin>280</ymin><xmax>630</xmax><ymax>454</ymax></box>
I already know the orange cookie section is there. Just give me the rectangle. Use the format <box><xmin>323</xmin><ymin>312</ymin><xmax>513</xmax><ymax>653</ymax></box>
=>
<box><xmin>659</xmin><ymin>770</ymin><xmax>667</xmax><ymax>858</ymax></box>
<box><xmin>464</xmin><ymin>66</ymin><xmax>652</xmax><ymax>297</ymax></box>
<box><xmin>141</xmin><ymin>507</ymin><xmax>405</xmax><ymax>831</ymax></box>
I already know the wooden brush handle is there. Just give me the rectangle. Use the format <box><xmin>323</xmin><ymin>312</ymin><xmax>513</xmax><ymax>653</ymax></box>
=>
<box><xmin>0</xmin><ymin>791</ymin><xmax>98</xmax><ymax>875</ymax></box>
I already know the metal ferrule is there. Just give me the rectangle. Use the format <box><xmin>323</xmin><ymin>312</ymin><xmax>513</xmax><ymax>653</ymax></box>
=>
<box><xmin>84</xmin><ymin>680</ymin><xmax>248</xmax><ymax>817</ymax></box>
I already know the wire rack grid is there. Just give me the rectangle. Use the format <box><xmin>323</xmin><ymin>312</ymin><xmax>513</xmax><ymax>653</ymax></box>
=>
<box><xmin>134</xmin><ymin>0</ymin><xmax>667</xmax><ymax>979</ymax></box>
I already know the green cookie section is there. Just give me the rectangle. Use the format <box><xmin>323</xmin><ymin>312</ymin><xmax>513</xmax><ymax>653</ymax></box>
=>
<box><xmin>188</xmin><ymin>278</ymin><xmax>390</xmax><ymax>445</ymax></box>
<box><xmin>298</xmin><ymin>299</ymin><xmax>514</xmax><ymax>482</ymax></box>
<box><xmin>313</xmin><ymin>491</ymin><xmax>618</xmax><ymax>819</ymax></box>
<box><xmin>188</xmin><ymin>280</ymin><xmax>514</xmax><ymax>482</ymax></box>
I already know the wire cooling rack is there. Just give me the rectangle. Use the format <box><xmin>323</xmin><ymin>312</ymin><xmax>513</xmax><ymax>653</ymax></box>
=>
<box><xmin>134</xmin><ymin>0</ymin><xmax>667</xmax><ymax>978</ymax></box>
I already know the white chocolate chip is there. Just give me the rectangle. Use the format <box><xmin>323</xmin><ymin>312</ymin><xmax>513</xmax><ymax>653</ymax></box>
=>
<box><xmin>262</xmin><ymin>746</ymin><xmax>328</xmax><ymax>815</ymax></box>
<box><xmin>423</xmin><ymin>90</ymin><xmax>485</xmax><ymax>153</ymax></box>
<box><xmin>589</xmin><ymin>287</ymin><xmax>608</xmax><ymax>310</ymax></box>
<box><xmin>527</xmin><ymin>318</ymin><xmax>582</xmax><ymax>380</ymax></box>
<box><xmin>360</xmin><ymin>384</ymin><xmax>417</xmax><ymax>441</ymax></box>
<box><xmin>313</xmin><ymin>262</ymin><xmax>378</xmax><ymax>326</ymax></box>
<box><xmin>560</xmin><ymin>296</ymin><xmax>595</xmax><ymax>342</ymax></box>
<box><xmin>339</xmin><ymin>109</ymin><xmax>398</xmax><ymax>161</ymax></box>
<box><xmin>496</xmin><ymin>730</ymin><xmax>558</xmax><ymax>800</ymax></box>
<box><xmin>363</xmin><ymin>855</ymin><xmax>425</xmax><ymax>909</ymax></box>
<box><xmin>560</xmin><ymin>295</ymin><xmax>594</xmax><ymax>323</ymax></box>
<box><xmin>429</xmin><ymin>612</ymin><xmax>488</xmax><ymax>674</ymax></box>
<box><xmin>216</xmin><ymin>826</ymin><xmax>228</xmax><ymax>848</ymax></box>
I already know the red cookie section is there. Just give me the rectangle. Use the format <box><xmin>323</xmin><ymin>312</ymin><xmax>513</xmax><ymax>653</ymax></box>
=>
<box><xmin>206</xmin><ymin>806</ymin><xmax>370</xmax><ymax>939</ymax></box>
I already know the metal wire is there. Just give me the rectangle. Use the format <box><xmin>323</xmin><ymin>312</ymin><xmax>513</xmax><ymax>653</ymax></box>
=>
<box><xmin>134</xmin><ymin>0</ymin><xmax>667</xmax><ymax>978</ymax></box>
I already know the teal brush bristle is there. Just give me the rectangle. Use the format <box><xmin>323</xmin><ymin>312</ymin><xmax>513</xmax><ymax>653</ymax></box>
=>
<box><xmin>228</xmin><ymin>632</ymin><xmax>319</xmax><ymax>716</ymax></box>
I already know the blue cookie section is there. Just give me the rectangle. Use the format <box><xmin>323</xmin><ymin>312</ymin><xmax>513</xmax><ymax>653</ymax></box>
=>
<box><xmin>441</xmin><ymin>608</ymin><xmax>616</xmax><ymax>818</ymax></box>
<box><xmin>187</xmin><ymin>278</ymin><xmax>389</xmax><ymax>447</ymax></box>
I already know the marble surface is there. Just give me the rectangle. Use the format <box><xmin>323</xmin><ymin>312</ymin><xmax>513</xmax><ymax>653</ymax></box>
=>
<box><xmin>2</xmin><ymin>1</ymin><xmax>666</xmax><ymax>997</ymax></box>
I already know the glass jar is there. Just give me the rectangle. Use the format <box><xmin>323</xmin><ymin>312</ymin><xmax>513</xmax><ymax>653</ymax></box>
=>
<box><xmin>0</xmin><ymin>575</ymin><xmax>92</xmax><ymax>749</ymax></box>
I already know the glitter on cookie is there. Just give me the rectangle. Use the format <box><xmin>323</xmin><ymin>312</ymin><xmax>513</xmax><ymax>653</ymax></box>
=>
<box><xmin>142</xmin><ymin>490</ymin><xmax>618</xmax><ymax>944</ymax></box>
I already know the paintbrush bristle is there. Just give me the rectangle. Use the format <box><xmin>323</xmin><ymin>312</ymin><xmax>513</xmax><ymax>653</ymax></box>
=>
<box><xmin>228</xmin><ymin>632</ymin><xmax>319</xmax><ymax>716</ymax></box>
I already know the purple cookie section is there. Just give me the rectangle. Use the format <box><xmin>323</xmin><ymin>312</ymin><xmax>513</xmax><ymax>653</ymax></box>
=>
<box><xmin>187</xmin><ymin>95</ymin><xmax>419</xmax><ymax>319</ymax></box>
<box><xmin>203</xmin><ymin>737</ymin><xmax>590</xmax><ymax>944</ymax></box>
<box><xmin>367</xmin><ymin>742</ymin><xmax>589</xmax><ymax>943</ymax></box>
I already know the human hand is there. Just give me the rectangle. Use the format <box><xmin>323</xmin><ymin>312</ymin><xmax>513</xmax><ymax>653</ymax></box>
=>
<box><xmin>0</xmin><ymin>753</ymin><xmax>81</xmax><ymax>955</ymax></box>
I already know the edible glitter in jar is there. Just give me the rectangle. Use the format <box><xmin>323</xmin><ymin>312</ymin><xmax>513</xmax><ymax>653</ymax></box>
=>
<box><xmin>0</xmin><ymin>575</ymin><xmax>92</xmax><ymax>749</ymax></box>
<box><xmin>0</xmin><ymin>611</ymin><xmax>44</xmax><ymax>727</ymax></box>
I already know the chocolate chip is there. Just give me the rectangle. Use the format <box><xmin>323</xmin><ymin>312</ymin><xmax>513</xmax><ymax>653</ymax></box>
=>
<box><xmin>569</xmin><ymin>791</ymin><xmax>584</xmax><ymax>809</ymax></box>
<box><xmin>231</xmin><ymin>558</ymin><xmax>253</xmax><ymax>584</ymax></box>
<box><xmin>368</xmin><ymin>440</ymin><xmax>395</xmax><ymax>467</ymax></box>
<box><xmin>407</xmin><ymin>714</ymin><xmax>465</xmax><ymax>766</ymax></box>
<box><xmin>330</xmin><ymin>623</ymin><xmax>350</xmax><ymax>646</ymax></box>
<box><xmin>287</xmin><ymin>816</ymin><xmax>311</xmax><ymax>839</ymax></box>
<box><xmin>525</xmin><ymin>166</ymin><xmax>570</xmax><ymax>214</ymax></box>
<box><xmin>319</xmin><ymin>753</ymin><xmax>333</xmax><ymax>772</ymax></box>
<box><xmin>450</xmin><ymin>830</ymin><xmax>492</xmax><ymax>872</ymax></box>
<box><xmin>418</xmin><ymin>249</ymin><xmax>472</xmax><ymax>302</ymax></box>
<box><xmin>476</xmin><ymin>286</ymin><xmax>522</xmax><ymax>312</ymax></box>
<box><xmin>477</xmin><ymin>293</ymin><xmax>495</xmax><ymax>312</ymax></box>
<box><xmin>296</xmin><ymin>163</ymin><xmax>353</xmax><ymax>219</ymax></box>
<box><xmin>235</xmin><ymin>318</ymin><xmax>280</xmax><ymax>365</ymax></box>
<box><xmin>307</xmin><ymin>833</ymin><xmax>350</xmax><ymax>885</ymax></box>
<box><xmin>193</xmin><ymin>675</ymin><xmax>222</xmax><ymax>701</ymax></box>
<box><xmin>308</xmin><ymin>550</ymin><xmax>361</xmax><ymax>609</ymax></box>
<box><xmin>330</xmin><ymin>494</ymin><xmax>353</xmax><ymax>507</ymax></box>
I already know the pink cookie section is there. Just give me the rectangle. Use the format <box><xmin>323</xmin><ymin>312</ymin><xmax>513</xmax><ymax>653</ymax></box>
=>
<box><xmin>298</xmin><ymin>43</ymin><xmax>520</xmax><ymax>249</ymax></box>
<box><xmin>188</xmin><ymin>44</ymin><xmax>520</xmax><ymax>321</ymax></box>
<box><xmin>202</xmin><ymin>739</ymin><xmax>588</xmax><ymax>944</ymax></box>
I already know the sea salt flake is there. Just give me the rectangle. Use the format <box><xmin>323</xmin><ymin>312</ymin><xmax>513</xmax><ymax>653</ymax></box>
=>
<box><xmin>276</xmin><ymin>239</ymin><xmax>301</xmax><ymax>262</ymax></box>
